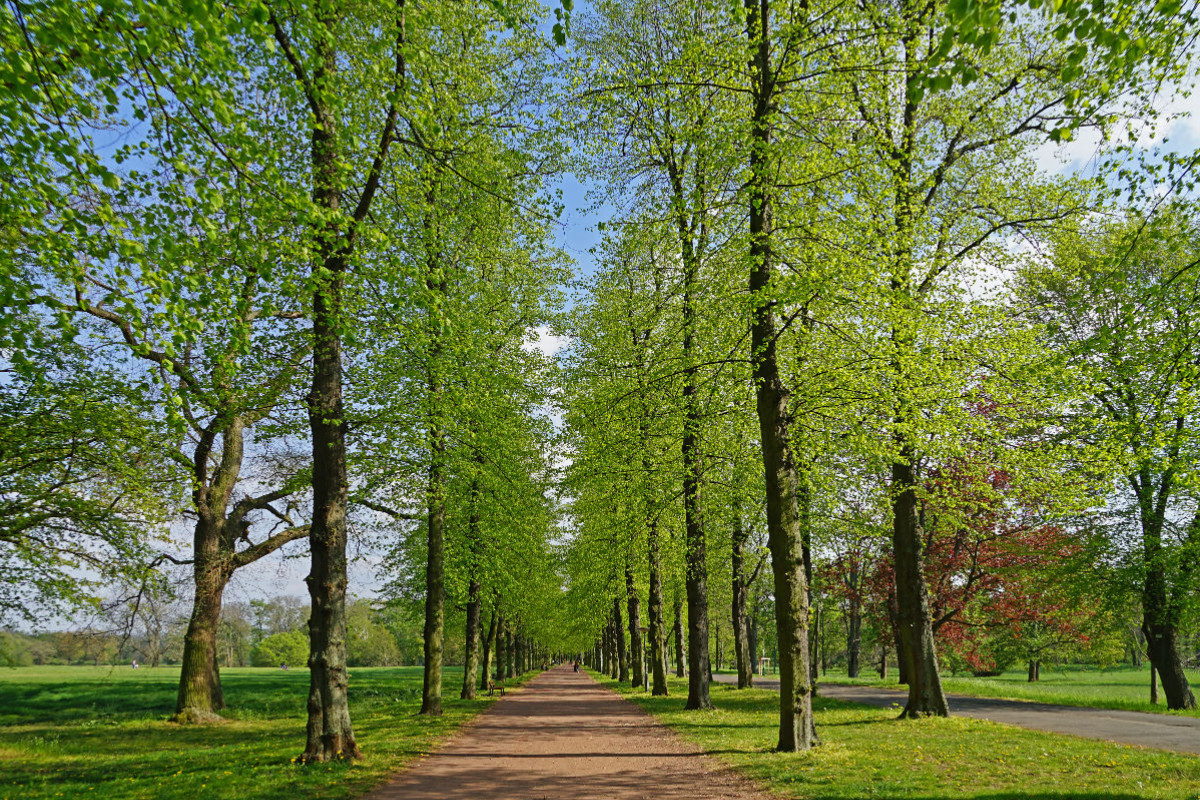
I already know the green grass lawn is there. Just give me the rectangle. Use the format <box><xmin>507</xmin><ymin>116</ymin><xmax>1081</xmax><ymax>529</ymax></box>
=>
<box><xmin>0</xmin><ymin>665</ymin><xmax>526</xmax><ymax>800</ymax></box>
<box><xmin>598</xmin><ymin>672</ymin><xmax>1200</xmax><ymax>800</ymax></box>
<box><xmin>815</xmin><ymin>665</ymin><xmax>1200</xmax><ymax>716</ymax></box>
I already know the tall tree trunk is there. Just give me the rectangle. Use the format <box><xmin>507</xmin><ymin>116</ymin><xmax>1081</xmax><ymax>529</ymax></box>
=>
<box><xmin>745</xmin><ymin>0</ymin><xmax>816</xmax><ymax>752</ymax></box>
<box><xmin>892</xmin><ymin>457</ymin><xmax>948</xmax><ymax>717</ymax></box>
<box><xmin>673</xmin><ymin>594</ymin><xmax>685</xmax><ymax>677</ymax></box>
<box><xmin>303</xmin><ymin>24</ymin><xmax>359</xmax><ymax>754</ymax></box>
<box><xmin>460</xmin><ymin>466</ymin><xmax>483</xmax><ymax>700</ymax></box>
<box><xmin>846</xmin><ymin>602</ymin><xmax>862</xmax><ymax>679</ymax></box>
<box><xmin>680</xmin><ymin>267</ymin><xmax>712</xmax><ymax>710</ymax></box>
<box><xmin>886</xmin><ymin>0</ymin><xmax>946</xmax><ymax>722</ymax></box>
<box><xmin>647</xmin><ymin>516</ymin><xmax>668</xmax><ymax>695</ymax></box>
<box><xmin>613</xmin><ymin>597</ymin><xmax>629</xmax><ymax>683</ymax></box>
<box><xmin>495</xmin><ymin>616</ymin><xmax>508</xmax><ymax>681</ymax></box>
<box><xmin>732</xmin><ymin>518</ymin><xmax>753</xmax><ymax>689</ymax></box>
<box><xmin>626</xmin><ymin>566</ymin><xmax>644</xmax><ymax>689</ymax></box>
<box><xmin>461</xmin><ymin>577</ymin><xmax>481</xmax><ymax>700</ymax></box>
<box><xmin>480</xmin><ymin>608</ymin><xmax>496</xmax><ymax>691</ymax></box>
<box><xmin>800</xmin><ymin>478</ymin><xmax>818</xmax><ymax>689</ymax></box>
<box><xmin>505</xmin><ymin>624</ymin><xmax>515</xmax><ymax>681</ymax></box>
<box><xmin>420</xmin><ymin>182</ymin><xmax>448</xmax><ymax>716</ymax></box>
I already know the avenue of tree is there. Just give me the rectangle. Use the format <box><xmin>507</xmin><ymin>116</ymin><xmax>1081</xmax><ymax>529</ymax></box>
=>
<box><xmin>2</xmin><ymin>0</ymin><xmax>1199</xmax><ymax>764</ymax></box>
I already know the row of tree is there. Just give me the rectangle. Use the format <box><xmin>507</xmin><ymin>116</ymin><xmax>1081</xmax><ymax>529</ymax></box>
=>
<box><xmin>554</xmin><ymin>0</ymin><xmax>1200</xmax><ymax>757</ymax></box>
<box><xmin>4</xmin><ymin>0</ymin><xmax>1200</xmax><ymax>764</ymax></box>
<box><xmin>2</xmin><ymin>0</ymin><xmax>572</xmax><ymax>761</ymax></box>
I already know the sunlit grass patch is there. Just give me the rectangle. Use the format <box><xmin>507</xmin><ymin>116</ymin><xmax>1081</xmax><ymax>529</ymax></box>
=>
<box><xmin>821</xmin><ymin>665</ymin><xmax>1200</xmax><ymax>717</ymax></box>
<box><xmin>596</xmin><ymin>672</ymin><xmax>1200</xmax><ymax>800</ymax></box>
<box><xmin>0</xmin><ymin>665</ymin><xmax>528</xmax><ymax>800</ymax></box>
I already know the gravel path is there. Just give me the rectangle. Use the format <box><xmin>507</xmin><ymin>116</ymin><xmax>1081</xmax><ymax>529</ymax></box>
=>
<box><xmin>365</xmin><ymin>666</ymin><xmax>770</xmax><ymax>800</ymax></box>
<box><xmin>712</xmin><ymin>673</ymin><xmax>1200</xmax><ymax>755</ymax></box>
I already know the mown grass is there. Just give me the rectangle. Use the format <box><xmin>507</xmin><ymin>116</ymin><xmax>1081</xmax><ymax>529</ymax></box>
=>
<box><xmin>816</xmin><ymin>665</ymin><xmax>1200</xmax><ymax>717</ymax></box>
<box><xmin>597</xmin><ymin>672</ymin><xmax>1200</xmax><ymax>800</ymax></box>
<box><xmin>0</xmin><ymin>665</ymin><xmax>528</xmax><ymax>800</ymax></box>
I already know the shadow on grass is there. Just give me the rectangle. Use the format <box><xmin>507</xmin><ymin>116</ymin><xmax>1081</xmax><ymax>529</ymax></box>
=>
<box><xmin>0</xmin><ymin>666</ymin><xmax>442</xmax><ymax>725</ymax></box>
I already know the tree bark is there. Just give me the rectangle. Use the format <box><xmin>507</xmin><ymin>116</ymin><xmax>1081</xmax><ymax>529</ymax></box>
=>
<box><xmin>732</xmin><ymin>517</ymin><xmax>753</xmax><ymax>689</ymax></box>
<box><xmin>846</xmin><ymin>604</ymin><xmax>862</xmax><ymax>678</ymax></box>
<box><xmin>680</xmin><ymin>266</ymin><xmax>712</xmax><ymax>710</ymax></box>
<box><xmin>891</xmin><ymin>457</ymin><xmax>949</xmax><ymax>717</ymax></box>
<box><xmin>647</xmin><ymin>516</ymin><xmax>668</xmax><ymax>695</ymax></box>
<box><xmin>1139</xmin><ymin>500</ymin><xmax>1196</xmax><ymax>709</ymax></box>
<box><xmin>173</xmin><ymin>523</ymin><xmax>229</xmax><ymax>722</ymax></box>
<box><xmin>626</xmin><ymin>566</ymin><xmax>644</xmax><ymax>689</ymax></box>
<box><xmin>613</xmin><ymin>597</ymin><xmax>629</xmax><ymax>683</ymax></box>
<box><xmin>480</xmin><ymin>608</ymin><xmax>496</xmax><ymax>690</ymax></box>
<box><xmin>505</xmin><ymin>624</ymin><xmax>515</xmax><ymax>680</ymax></box>
<box><xmin>461</xmin><ymin>576</ymin><xmax>481</xmax><ymax>700</ymax></box>
<box><xmin>745</xmin><ymin>0</ymin><xmax>816</xmax><ymax>751</ymax></box>
<box><xmin>303</xmin><ymin>59</ymin><xmax>360</xmax><ymax>756</ymax></box>
<box><xmin>419</xmin><ymin>178</ymin><xmax>448</xmax><ymax>716</ymax></box>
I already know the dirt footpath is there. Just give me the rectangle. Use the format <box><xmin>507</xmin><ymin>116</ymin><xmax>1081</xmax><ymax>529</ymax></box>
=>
<box><xmin>365</xmin><ymin>666</ymin><xmax>769</xmax><ymax>800</ymax></box>
<box><xmin>712</xmin><ymin>673</ymin><xmax>1200</xmax><ymax>755</ymax></box>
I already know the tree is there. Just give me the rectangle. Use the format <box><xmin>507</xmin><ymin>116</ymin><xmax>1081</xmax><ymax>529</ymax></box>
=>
<box><xmin>1019</xmin><ymin>209</ymin><xmax>1200</xmax><ymax>709</ymax></box>
<box><xmin>252</xmin><ymin>630</ymin><xmax>309</xmax><ymax>668</ymax></box>
<box><xmin>0</xmin><ymin>355</ymin><xmax>174</xmax><ymax>625</ymax></box>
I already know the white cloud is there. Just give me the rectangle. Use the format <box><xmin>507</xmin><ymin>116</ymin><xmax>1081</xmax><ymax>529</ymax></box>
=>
<box><xmin>525</xmin><ymin>325</ymin><xmax>570</xmax><ymax>358</ymax></box>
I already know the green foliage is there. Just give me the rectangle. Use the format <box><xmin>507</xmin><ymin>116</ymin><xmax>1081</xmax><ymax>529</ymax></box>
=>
<box><xmin>0</xmin><ymin>352</ymin><xmax>178</xmax><ymax>624</ymax></box>
<box><xmin>251</xmin><ymin>631</ymin><xmax>309</xmax><ymax>669</ymax></box>
<box><xmin>346</xmin><ymin>600</ymin><xmax>401</xmax><ymax>667</ymax></box>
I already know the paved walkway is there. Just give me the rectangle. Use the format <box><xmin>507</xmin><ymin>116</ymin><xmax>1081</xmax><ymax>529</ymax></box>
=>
<box><xmin>713</xmin><ymin>673</ymin><xmax>1200</xmax><ymax>755</ymax></box>
<box><xmin>366</xmin><ymin>666</ymin><xmax>769</xmax><ymax>800</ymax></box>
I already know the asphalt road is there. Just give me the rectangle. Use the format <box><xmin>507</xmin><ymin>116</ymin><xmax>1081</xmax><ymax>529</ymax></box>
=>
<box><xmin>711</xmin><ymin>673</ymin><xmax>1200</xmax><ymax>755</ymax></box>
